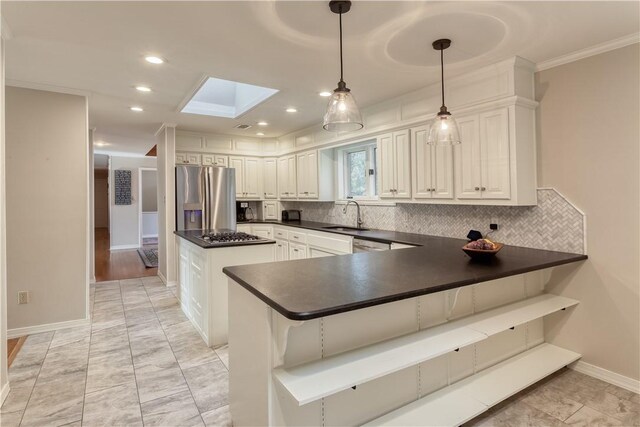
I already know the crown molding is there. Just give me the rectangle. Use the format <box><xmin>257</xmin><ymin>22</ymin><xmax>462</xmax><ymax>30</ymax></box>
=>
<box><xmin>536</xmin><ymin>32</ymin><xmax>640</xmax><ymax>72</ymax></box>
<box><xmin>5</xmin><ymin>79</ymin><xmax>91</xmax><ymax>97</ymax></box>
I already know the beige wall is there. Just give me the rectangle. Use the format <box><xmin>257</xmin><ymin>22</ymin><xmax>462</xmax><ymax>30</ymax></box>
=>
<box><xmin>141</xmin><ymin>169</ymin><xmax>157</xmax><ymax>212</ymax></box>
<box><xmin>156</xmin><ymin>125</ymin><xmax>176</xmax><ymax>283</ymax></box>
<box><xmin>94</xmin><ymin>170</ymin><xmax>109</xmax><ymax>228</ymax></box>
<box><xmin>6</xmin><ymin>86</ymin><xmax>88</xmax><ymax>330</ymax></box>
<box><xmin>0</xmin><ymin>30</ymin><xmax>8</xmax><ymax>400</ymax></box>
<box><xmin>538</xmin><ymin>44</ymin><xmax>640</xmax><ymax>381</ymax></box>
<box><xmin>109</xmin><ymin>156</ymin><xmax>156</xmax><ymax>248</ymax></box>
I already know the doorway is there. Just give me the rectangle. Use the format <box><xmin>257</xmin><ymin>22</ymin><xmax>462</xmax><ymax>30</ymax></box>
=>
<box><xmin>138</xmin><ymin>168</ymin><xmax>158</xmax><ymax>267</ymax></box>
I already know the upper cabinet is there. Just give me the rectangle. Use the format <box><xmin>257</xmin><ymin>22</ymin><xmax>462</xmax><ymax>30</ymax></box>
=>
<box><xmin>229</xmin><ymin>156</ymin><xmax>261</xmax><ymax>199</ymax></box>
<box><xmin>278</xmin><ymin>155</ymin><xmax>297</xmax><ymax>199</ymax></box>
<box><xmin>379</xmin><ymin>130</ymin><xmax>411</xmax><ymax>199</ymax></box>
<box><xmin>455</xmin><ymin>107</ymin><xmax>510</xmax><ymax>200</ymax></box>
<box><xmin>176</xmin><ymin>152</ymin><xmax>202</xmax><ymax>165</ymax></box>
<box><xmin>263</xmin><ymin>158</ymin><xmax>278</xmax><ymax>199</ymax></box>
<box><xmin>297</xmin><ymin>150</ymin><xmax>319</xmax><ymax>199</ymax></box>
<box><xmin>202</xmin><ymin>154</ymin><xmax>228</xmax><ymax>167</ymax></box>
<box><xmin>412</xmin><ymin>125</ymin><xmax>454</xmax><ymax>199</ymax></box>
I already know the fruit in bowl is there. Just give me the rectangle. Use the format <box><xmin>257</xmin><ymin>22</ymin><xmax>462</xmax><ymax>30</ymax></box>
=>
<box><xmin>462</xmin><ymin>238</ymin><xmax>504</xmax><ymax>259</ymax></box>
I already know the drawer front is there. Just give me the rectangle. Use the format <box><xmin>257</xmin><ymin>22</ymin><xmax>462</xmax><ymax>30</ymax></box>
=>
<box><xmin>274</xmin><ymin>228</ymin><xmax>289</xmax><ymax>240</ymax></box>
<box><xmin>307</xmin><ymin>232</ymin><xmax>352</xmax><ymax>254</ymax></box>
<box><xmin>289</xmin><ymin>230</ymin><xmax>307</xmax><ymax>244</ymax></box>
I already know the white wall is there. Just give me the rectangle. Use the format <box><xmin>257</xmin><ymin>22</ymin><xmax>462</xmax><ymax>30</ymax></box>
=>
<box><xmin>141</xmin><ymin>169</ymin><xmax>157</xmax><ymax>212</ymax></box>
<box><xmin>156</xmin><ymin>125</ymin><xmax>176</xmax><ymax>284</ymax></box>
<box><xmin>94</xmin><ymin>170</ymin><xmax>109</xmax><ymax>228</ymax></box>
<box><xmin>5</xmin><ymin>86</ymin><xmax>88</xmax><ymax>331</ymax></box>
<box><xmin>538</xmin><ymin>44</ymin><xmax>639</xmax><ymax>382</ymax></box>
<box><xmin>109</xmin><ymin>156</ymin><xmax>156</xmax><ymax>249</ymax></box>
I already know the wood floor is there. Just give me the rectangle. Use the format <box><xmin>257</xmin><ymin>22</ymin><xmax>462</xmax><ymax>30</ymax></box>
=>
<box><xmin>95</xmin><ymin>227</ymin><xmax>158</xmax><ymax>282</ymax></box>
<box><xmin>7</xmin><ymin>336</ymin><xmax>27</xmax><ymax>367</ymax></box>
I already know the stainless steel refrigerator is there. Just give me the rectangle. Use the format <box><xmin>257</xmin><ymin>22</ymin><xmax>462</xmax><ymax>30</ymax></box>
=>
<box><xmin>175</xmin><ymin>166</ymin><xmax>236</xmax><ymax>231</ymax></box>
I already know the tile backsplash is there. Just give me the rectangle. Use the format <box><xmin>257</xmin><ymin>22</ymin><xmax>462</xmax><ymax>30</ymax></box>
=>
<box><xmin>281</xmin><ymin>189</ymin><xmax>586</xmax><ymax>254</ymax></box>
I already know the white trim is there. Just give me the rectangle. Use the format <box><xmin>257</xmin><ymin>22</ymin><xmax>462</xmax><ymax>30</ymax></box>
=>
<box><xmin>7</xmin><ymin>318</ymin><xmax>90</xmax><ymax>339</ymax></box>
<box><xmin>157</xmin><ymin>270</ymin><xmax>168</xmax><ymax>284</ymax></box>
<box><xmin>570</xmin><ymin>360</ymin><xmax>640</xmax><ymax>394</ymax></box>
<box><xmin>334</xmin><ymin>200</ymin><xmax>397</xmax><ymax>207</ymax></box>
<box><xmin>5</xmin><ymin>79</ymin><xmax>91</xmax><ymax>97</ymax></box>
<box><xmin>142</xmin><ymin>234</ymin><xmax>159</xmax><ymax>239</ymax></box>
<box><xmin>90</xmin><ymin>277</ymin><xmax>96</xmax><ymax>284</ymax></box>
<box><xmin>109</xmin><ymin>244</ymin><xmax>140</xmax><ymax>251</ymax></box>
<box><xmin>138</xmin><ymin>167</ymin><xmax>157</xmax><ymax>248</ymax></box>
<box><xmin>536</xmin><ymin>33</ymin><xmax>640</xmax><ymax>72</ymax></box>
<box><xmin>0</xmin><ymin>382</ymin><xmax>9</xmax><ymax>406</ymax></box>
<box><xmin>154</xmin><ymin>123</ymin><xmax>177</xmax><ymax>137</ymax></box>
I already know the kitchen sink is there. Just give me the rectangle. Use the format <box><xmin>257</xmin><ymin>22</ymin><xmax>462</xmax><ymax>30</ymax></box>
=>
<box><xmin>322</xmin><ymin>226</ymin><xmax>370</xmax><ymax>232</ymax></box>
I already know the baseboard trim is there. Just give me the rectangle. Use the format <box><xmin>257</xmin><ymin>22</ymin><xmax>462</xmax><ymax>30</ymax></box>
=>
<box><xmin>110</xmin><ymin>244</ymin><xmax>140</xmax><ymax>251</ymax></box>
<box><xmin>157</xmin><ymin>271</ymin><xmax>167</xmax><ymax>284</ymax></box>
<box><xmin>7</xmin><ymin>318</ymin><xmax>90</xmax><ymax>339</ymax></box>
<box><xmin>570</xmin><ymin>360</ymin><xmax>640</xmax><ymax>393</ymax></box>
<box><xmin>142</xmin><ymin>234</ymin><xmax>159</xmax><ymax>238</ymax></box>
<box><xmin>0</xmin><ymin>382</ymin><xmax>9</xmax><ymax>406</ymax></box>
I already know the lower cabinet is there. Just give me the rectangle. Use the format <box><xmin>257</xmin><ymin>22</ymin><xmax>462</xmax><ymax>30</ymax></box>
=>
<box><xmin>251</xmin><ymin>225</ymin><xmax>273</xmax><ymax>239</ymax></box>
<box><xmin>275</xmin><ymin>239</ymin><xmax>289</xmax><ymax>261</ymax></box>
<box><xmin>289</xmin><ymin>242</ymin><xmax>308</xmax><ymax>260</ymax></box>
<box><xmin>262</xmin><ymin>201</ymin><xmax>280</xmax><ymax>221</ymax></box>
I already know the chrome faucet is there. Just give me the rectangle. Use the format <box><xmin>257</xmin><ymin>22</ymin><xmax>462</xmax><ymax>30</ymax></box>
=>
<box><xmin>343</xmin><ymin>200</ymin><xmax>364</xmax><ymax>229</ymax></box>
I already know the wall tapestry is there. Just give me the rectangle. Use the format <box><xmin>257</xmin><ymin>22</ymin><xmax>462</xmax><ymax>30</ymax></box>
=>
<box><xmin>115</xmin><ymin>169</ymin><xmax>132</xmax><ymax>205</ymax></box>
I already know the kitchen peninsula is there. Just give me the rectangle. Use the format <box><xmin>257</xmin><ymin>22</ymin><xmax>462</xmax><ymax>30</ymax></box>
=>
<box><xmin>223</xmin><ymin>230</ymin><xmax>587</xmax><ymax>426</ymax></box>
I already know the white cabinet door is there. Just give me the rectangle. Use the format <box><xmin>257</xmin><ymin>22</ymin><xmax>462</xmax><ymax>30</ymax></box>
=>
<box><xmin>251</xmin><ymin>225</ymin><xmax>273</xmax><ymax>239</ymax></box>
<box><xmin>306</xmin><ymin>150</ymin><xmax>319</xmax><ymax>199</ymax></box>
<box><xmin>455</xmin><ymin>115</ymin><xmax>483</xmax><ymax>199</ymax></box>
<box><xmin>263</xmin><ymin>158</ymin><xmax>278</xmax><ymax>199</ymax></box>
<box><xmin>412</xmin><ymin>126</ymin><xmax>433</xmax><ymax>199</ymax></box>
<box><xmin>214</xmin><ymin>155</ymin><xmax>228</xmax><ymax>167</ymax></box>
<box><xmin>237</xmin><ymin>224</ymin><xmax>251</xmax><ymax>233</ymax></box>
<box><xmin>278</xmin><ymin>155</ymin><xmax>297</xmax><ymax>199</ymax></box>
<box><xmin>432</xmin><ymin>142</ymin><xmax>454</xmax><ymax>199</ymax></box>
<box><xmin>289</xmin><ymin>243</ymin><xmax>307</xmax><ymax>260</ymax></box>
<box><xmin>189</xmin><ymin>250</ymin><xmax>206</xmax><ymax>336</ymax></box>
<box><xmin>296</xmin><ymin>153</ymin><xmax>308</xmax><ymax>198</ymax></box>
<box><xmin>244</xmin><ymin>158</ymin><xmax>261</xmax><ymax>199</ymax></box>
<box><xmin>178</xmin><ymin>245</ymin><xmax>190</xmax><ymax>312</ymax></box>
<box><xmin>378</xmin><ymin>133</ymin><xmax>396</xmax><ymax>198</ymax></box>
<box><xmin>309</xmin><ymin>247</ymin><xmax>336</xmax><ymax>258</ymax></box>
<box><xmin>176</xmin><ymin>152</ymin><xmax>201</xmax><ymax>165</ymax></box>
<box><xmin>263</xmin><ymin>201</ymin><xmax>279</xmax><ymax>220</ymax></box>
<box><xmin>229</xmin><ymin>157</ymin><xmax>245</xmax><ymax>198</ymax></box>
<box><xmin>287</xmin><ymin>155</ymin><xmax>297</xmax><ymax>199</ymax></box>
<box><xmin>480</xmin><ymin>108</ymin><xmax>511</xmax><ymax>199</ymax></box>
<box><xmin>394</xmin><ymin>130</ymin><xmax>412</xmax><ymax>198</ymax></box>
<box><xmin>275</xmin><ymin>239</ymin><xmax>289</xmax><ymax>261</ymax></box>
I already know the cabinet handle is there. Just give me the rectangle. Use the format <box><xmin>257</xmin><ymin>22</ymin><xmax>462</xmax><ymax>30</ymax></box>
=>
<box><xmin>481</xmin><ymin>187</ymin><xmax>486</xmax><ymax>191</ymax></box>
<box><xmin>475</xmin><ymin>187</ymin><xmax>480</xmax><ymax>191</ymax></box>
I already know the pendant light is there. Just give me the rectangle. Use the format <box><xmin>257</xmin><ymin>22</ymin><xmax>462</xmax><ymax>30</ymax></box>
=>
<box><xmin>427</xmin><ymin>39</ymin><xmax>461</xmax><ymax>145</ymax></box>
<box><xmin>323</xmin><ymin>0</ymin><xmax>363</xmax><ymax>133</ymax></box>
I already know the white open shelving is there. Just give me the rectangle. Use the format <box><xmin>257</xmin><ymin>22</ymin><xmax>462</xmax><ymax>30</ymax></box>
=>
<box><xmin>363</xmin><ymin>343</ymin><xmax>581</xmax><ymax>426</ymax></box>
<box><xmin>272</xmin><ymin>294</ymin><xmax>579</xmax><ymax>406</ymax></box>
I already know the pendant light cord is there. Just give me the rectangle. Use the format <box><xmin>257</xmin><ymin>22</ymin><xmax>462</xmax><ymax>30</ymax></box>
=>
<box><xmin>339</xmin><ymin>7</ymin><xmax>344</xmax><ymax>83</ymax></box>
<box><xmin>440</xmin><ymin>47</ymin><xmax>445</xmax><ymax>108</ymax></box>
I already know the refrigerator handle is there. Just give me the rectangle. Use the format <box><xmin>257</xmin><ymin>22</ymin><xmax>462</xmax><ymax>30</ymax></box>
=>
<box><xmin>203</xmin><ymin>169</ymin><xmax>210</xmax><ymax>230</ymax></box>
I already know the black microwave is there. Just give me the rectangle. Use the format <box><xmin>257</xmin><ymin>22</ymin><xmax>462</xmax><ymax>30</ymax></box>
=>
<box><xmin>282</xmin><ymin>210</ymin><xmax>301</xmax><ymax>221</ymax></box>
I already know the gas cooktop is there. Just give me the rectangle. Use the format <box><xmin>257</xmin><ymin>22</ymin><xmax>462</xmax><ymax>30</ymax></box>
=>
<box><xmin>197</xmin><ymin>231</ymin><xmax>269</xmax><ymax>247</ymax></box>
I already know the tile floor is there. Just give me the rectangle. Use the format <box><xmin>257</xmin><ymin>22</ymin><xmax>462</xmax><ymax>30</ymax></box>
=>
<box><xmin>0</xmin><ymin>276</ymin><xmax>231</xmax><ymax>427</ymax></box>
<box><xmin>0</xmin><ymin>275</ymin><xmax>638</xmax><ymax>427</ymax></box>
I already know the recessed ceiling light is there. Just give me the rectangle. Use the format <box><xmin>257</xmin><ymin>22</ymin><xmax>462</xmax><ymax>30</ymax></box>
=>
<box><xmin>144</xmin><ymin>56</ymin><xmax>165</xmax><ymax>64</ymax></box>
<box><xmin>256</xmin><ymin>132</ymin><xmax>265</xmax><ymax>136</ymax></box>
<box><xmin>257</xmin><ymin>121</ymin><xmax>268</xmax><ymax>126</ymax></box>
<box><xmin>130</xmin><ymin>106</ymin><xmax>144</xmax><ymax>112</ymax></box>
<box><xmin>319</xmin><ymin>91</ymin><xmax>332</xmax><ymax>97</ymax></box>
<box><xmin>286</xmin><ymin>107</ymin><xmax>298</xmax><ymax>113</ymax></box>
<box><xmin>135</xmin><ymin>85</ymin><xmax>152</xmax><ymax>92</ymax></box>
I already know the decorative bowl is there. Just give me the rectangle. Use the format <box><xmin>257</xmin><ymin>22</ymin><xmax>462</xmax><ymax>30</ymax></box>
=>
<box><xmin>462</xmin><ymin>242</ymin><xmax>504</xmax><ymax>260</ymax></box>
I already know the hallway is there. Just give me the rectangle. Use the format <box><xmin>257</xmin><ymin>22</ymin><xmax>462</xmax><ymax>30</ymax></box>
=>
<box><xmin>0</xmin><ymin>277</ymin><xmax>230</xmax><ymax>426</ymax></box>
<box><xmin>95</xmin><ymin>228</ymin><xmax>158</xmax><ymax>282</ymax></box>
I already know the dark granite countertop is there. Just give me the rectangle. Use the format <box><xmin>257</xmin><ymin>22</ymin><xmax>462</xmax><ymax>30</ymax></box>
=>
<box><xmin>224</xmin><ymin>222</ymin><xmax>587</xmax><ymax>320</ymax></box>
<box><xmin>174</xmin><ymin>229</ymin><xmax>275</xmax><ymax>249</ymax></box>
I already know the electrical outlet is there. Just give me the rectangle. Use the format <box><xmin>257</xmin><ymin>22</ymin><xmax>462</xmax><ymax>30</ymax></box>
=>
<box><xmin>18</xmin><ymin>291</ymin><xmax>30</xmax><ymax>304</ymax></box>
<box><xmin>490</xmin><ymin>223</ymin><xmax>499</xmax><ymax>231</ymax></box>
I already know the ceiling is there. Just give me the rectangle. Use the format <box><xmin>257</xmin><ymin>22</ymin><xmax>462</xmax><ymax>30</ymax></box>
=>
<box><xmin>3</xmin><ymin>1</ymin><xmax>639</xmax><ymax>156</ymax></box>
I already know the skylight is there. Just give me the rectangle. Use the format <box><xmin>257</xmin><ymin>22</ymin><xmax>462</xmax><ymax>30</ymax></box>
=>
<box><xmin>181</xmin><ymin>77</ymin><xmax>279</xmax><ymax>119</ymax></box>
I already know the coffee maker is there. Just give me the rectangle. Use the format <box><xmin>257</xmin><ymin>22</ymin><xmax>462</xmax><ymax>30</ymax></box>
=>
<box><xmin>236</xmin><ymin>201</ymin><xmax>251</xmax><ymax>222</ymax></box>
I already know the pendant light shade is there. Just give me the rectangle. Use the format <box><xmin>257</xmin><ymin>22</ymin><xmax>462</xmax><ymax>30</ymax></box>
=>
<box><xmin>428</xmin><ymin>39</ymin><xmax>461</xmax><ymax>145</ymax></box>
<box><xmin>323</xmin><ymin>1</ymin><xmax>363</xmax><ymax>132</ymax></box>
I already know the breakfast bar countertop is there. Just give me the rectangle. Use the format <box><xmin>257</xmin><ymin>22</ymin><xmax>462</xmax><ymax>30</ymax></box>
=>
<box><xmin>223</xmin><ymin>224</ymin><xmax>587</xmax><ymax>321</ymax></box>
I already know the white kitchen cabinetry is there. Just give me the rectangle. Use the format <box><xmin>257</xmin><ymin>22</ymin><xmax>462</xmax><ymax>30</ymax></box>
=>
<box><xmin>412</xmin><ymin>125</ymin><xmax>454</xmax><ymax>199</ymax></box>
<box><xmin>230</xmin><ymin>156</ymin><xmax>262</xmax><ymax>199</ymax></box>
<box><xmin>237</xmin><ymin>224</ymin><xmax>251</xmax><ymax>233</ymax></box>
<box><xmin>275</xmin><ymin>239</ymin><xmax>289</xmax><ymax>261</ymax></box>
<box><xmin>177</xmin><ymin>237</ymin><xmax>275</xmax><ymax>348</ymax></box>
<box><xmin>455</xmin><ymin>108</ymin><xmax>511</xmax><ymax>200</ymax></box>
<box><xmin>203</xmin><ymin>154</ymin><xmax>228</xmax><ymax>167</ymax></box>
<box><xmin>176</xmin><ymin>152</ymin><xmax>202</xmax><ymax>165</ymax></box>
<box><xmin>263</xmin><ymin>158</ymin><xmax>278</xmax><ymax>199</ymax></box>
<box><xmin>289</xmin><ymin>242</ymin><xmax>308</xmax><ymax>260</ymax></box>
<box><xmin>262</xmin><ymin>201</ymin><xmax>280</xmax><ymax>221</ymax></box>
<box><xmin>379</xmin><ymin>130</ymin><xmax>411</xmax><ymax>199</ymax></box>
<box><xmin>278</xmin><ymin>155</ymin><xmax>297</xmax><ymax>199</ymax></box>
<box><xmin>296</xmin><ymin>150</ymin><xmax>319</xmax><ymax>199</ymax></box>
<box><xmin>251</xmin><ymin>225</ymin><xmax>273</xmax><ymax>239</ymax></box>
